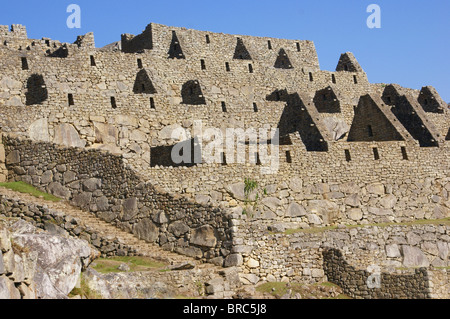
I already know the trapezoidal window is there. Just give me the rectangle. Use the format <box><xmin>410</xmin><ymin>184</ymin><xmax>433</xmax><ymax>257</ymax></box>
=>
<box><xmin>181</xmin><ymin>80</ymin><xmax>206</xmax><ymax>105</ymax></box>
<box><xmin>205</xmin><ymin>34</ymin><xmax>210</xmax><ymax>44</ymax></box>
<box><xmin>150</xmin><ymin>97</ymin><xmax>156</xmax><ymax>109</ymax></box>
<box><xmin>253</xmin><ymin>103</ymin><xmax>258</xmax><ymax>113</ymax></box>
<box><xmin>68</xmin><ymin>94</ymin><xmax>74</xmax><ymax>106</ymax></box>
<box><xmin>309</xmin><ymin>72</ymin><xmax>314</xmax><ymax>82</ymax></box>
<box><xmin>248</xmin><ymin>64</ymin><xmax>254</xmax><ymax>73</ymax></box>
<box><xmin>137</xmin><ymin>58</ymin><xmax>143</xmax><ymax>69</ymax></box>
<box><xmin>296</xmin><ymin>42</ymin><xmax>301</xmax><ymax>52</ymax></box>
<box><xmin>110</xmin><ymin>97</ymin><xmax>117</xmax><ymax>109</ymax></box>
<box><xmin>286</xmin><ymin>151</ymin><xmax>292</xmax><ymax>163</ymax></box>
<box><xmin>401</xmin><ymin>147</ymin><xmax>408</xmax><ymax>160</ymax></box>
<box><xmin>133</xmin><ymin>69</ymin><xmax>157</xmax><ymax>94</ymax></box>
<box><xmin>25</xmin><ymin>74</ymin><xmax>48</xmax><ymax>106</ymax></box>
<box><xmin>221</xmin><ymin>101</ymin><xmax>227</xmax><ymax>112</ymax></box>
<box><xmin>225</xmin><ymin>62</ymin><xmax>231</xmax><ymax>72</ymax></box>
<box><xmin>21</xmin><ymin>57</ymin><xmax>29</xmax><ymax>70</ymax></box>
<box><xmin>221</xmin><ymin>152</ymin><xmax>227</xmax><ymax>166</ymax></box>
<box><xmin>201</xmin><ymin>59</ymin><xmax>206</xmax><ymax>70</ymax></box>
<box><xmin>373</xmin><ymin>147</ymin><xmax>380</xmax><ymax>160</ymax></box>
<box><xmin>268</xmin><ymin>40</ymin><xmax>272</xmax><ymax>50</ymax></box>
<box><xmin>353</xmin><ymin>75</ymin><xmax>358</xmax><ymax>84</ymax></box>
<box><xmin>332</xmin><ymin>74</ymin><xmax>336</xmax><ymax>84</ymax></box>
<box><xmin>344</xmin><ymin>149</ymin><xmax>352</xmax><ymax>162</ymax></box>
<box><xmin>90</xmin><ymin>55</ymin><xmax>96</xmax><ymax>66</ymax></box>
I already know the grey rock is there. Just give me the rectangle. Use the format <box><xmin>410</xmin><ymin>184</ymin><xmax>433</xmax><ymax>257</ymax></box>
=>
<box><xmin>190</xmin><ymin>225</ymin><xmax>217</xmax><ymax>248</ymax></box>
<box><xmin>0</xmin><ymin>276</ymin><xmax>10</xmax><ymax>299</ymax></box>
<box><xmin>379</xmin><ymin>194</ymin><xmax>397</xmax><ymax>209</ymax></box>
<box><xmin>262</xmin><ymin>197</ymin><xmax>281</xmax><ymax>211</ymax></box>
<box><xmin>168</xmin><ymin>262</ymin><xmax>196</xmax><ymax>271</ymax></box>
<box><xmin>71</xmin><ymin>192</ymin><xmax>92</xmax><ymax>209</ymax></box>
<box><xmin>195</xmin><ymin>194</ymin><xmax>211</xmax><ymax>205</ymax></box>
<box><xmin>41</xmin><ymin>170</ymin><xmax>53</xmax><ymax>184</ymax></box>
<box><xmin>401</xmin><ymin>246</ymin><xmax>430</xmax><ymax>268</ymax></box>
<box><xmin>345</xmin><ymin>194</ymin><xmax>360</xmax><ymax>207</ymax></box>
<box><xmin>82</xmin><ymin>178</ymin><xmax>102</xmax><ymax>192</ymax></box>
<box><xmin>286</xmin><ymin>202</ymin><xmax>307</xmax><ymax>217</ymax></box>
<box><xmin>289</xmin><ymin>177</ymin><xmax>303</xmax><ymax>193</ymax></box>
<box><xmin>168</xmin><ymin>221</ymin><xmax>190</xmax><ymax>237</ymax></box>
<box><xmin>367</xmin><ymin>183</ymin><xmax>385</xmax><ymax>195</ymax></box>
<box><xmin>227</xmin><ymin>182</ymin><xmax>257</xmax><ymax>201</ymax></box>
<box><xmin>323</xmin><ymin>117</ymin><xmax>350</xmax><ymax>141</ymax></box>
<box><xmin>205</xmin><ymin>278</ymin><xmax>224</xmax><ymax>295</ymax></box>
<box><xmin>307</xmin><ymin>214</ymin><xmax>322</xmax><ymax>225</ymax></box>
<box><xmin>53</xmin><ymin>123</ymin><xmax>86</xmax><ymax>148</ymax></box>
<box><xmin>224</xmin><ymin>254</ymin><xmax>243</xmax><ymax>267</ymax></box>
<box><xmin>347</xmin><ymin>208</ymin><xmax>363</xmax><ymax>221</ymax></box>
<box><xmin>152</xmin><ymin>211</ymin><xmax>169</xmax><ymax>224</ymax></box>
<box><xmin>117</xmin><ymin>263</ymin><xmax>130</xmax><ymax>272</ymax></box>
<box><xmin>63</xmin><ymin>171</ymin><xmax>77</xmax><ymax>184</ymax></box>
<box><xmin>5</xmin><ymin>150</ymin><xmax>20</xmax><ymax>165</ymax></box>
<box><xmin>48</xmin><ymin>182</ymin><xmax>71</xmax><ymax>200</ymax></box>
<box><xmin>0</xmin><ymin>253</ymin><xmax>4</xmax><ymax>275</ymax></box>
<box><xmin>437</xmin><ymin>241</ymin><xmax>449</xmax><ymax>260</ymax></box>
<box><xmin>133</xmin><ymin>218</ymin><xmax>159</xmax><ymax>243</ymax></box>
<box><xmin>306</xmin><ymin>200</ymin><xmax>338</xmax><ymax>224</ymax></box>
<box><xmin>28</xmin><ymin>118</ymin><xmax>50</xmax><ymax>142</ymax></box>
<box><xmin>12</xmin><ymin>229</ymin><xmax>99</xmax><ymax>299</ymax></box>
<box><xmin>121</xmin><ymin>197</ymin><xmax>138</xmax><ymax>221</ymax></box>
<box><xmin>174</xmin><ymin>246</ymin><xmax>203</xmax><ymax>259</ymax></box>
<box><xmin>386</xmin><ymin>244</ymin><xmax>401</xmax><ymax>258</ymax></box>
<box><xmin>406</xmin><ymin>231</ymin><xmax>422</xmax><ymax>246</ymax></box>
<box><xmin>95</xmin><ymin>196</ymin><xmax>109</xmax><ymax>212</ymax></box>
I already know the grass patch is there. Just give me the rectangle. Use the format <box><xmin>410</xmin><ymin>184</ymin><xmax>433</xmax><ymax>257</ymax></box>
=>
<box><xmin>285</xmin><ymin>218</ymin><xmax>450</xmax><ymax>235</ymax></box>
<box><xmin>0</xmin><ymin>181</ymin><xmax>61</xmax><ymax>202</ymax></box>
<box><xmin>68</xmin><ymin>274</ymin><xmax>102</xmax><ymax>299</ymax></box>
<box><xmin>92</xmin><ymin>256</ymin><xmax>167</xmax><ymax>274</ymax></box>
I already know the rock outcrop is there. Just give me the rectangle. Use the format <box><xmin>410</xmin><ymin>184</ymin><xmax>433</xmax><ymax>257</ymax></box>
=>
<box><xmin>0</xmin><ymin>217</ymin><xmax>99</xmax><ymax>299</ymax></box>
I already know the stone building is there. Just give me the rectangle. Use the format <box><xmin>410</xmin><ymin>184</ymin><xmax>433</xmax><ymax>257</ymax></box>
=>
<box><xmin>0</xmin><ymin>23</ymin><xmax>448</xmax><ymax>298</ymax></box>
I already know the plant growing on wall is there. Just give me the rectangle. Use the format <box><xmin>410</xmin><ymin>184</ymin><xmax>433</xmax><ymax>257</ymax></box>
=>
<box><xmin>242</xmin><ymin>178</ymin><xmax>260</xmax><ymax>217</ymax></box>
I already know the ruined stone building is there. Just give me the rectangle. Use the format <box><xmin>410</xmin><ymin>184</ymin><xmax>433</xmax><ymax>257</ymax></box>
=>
<box><xmin>0</xmin><ymin>23</ymin><xmax>448</xmax><ymax>298</ymax></box>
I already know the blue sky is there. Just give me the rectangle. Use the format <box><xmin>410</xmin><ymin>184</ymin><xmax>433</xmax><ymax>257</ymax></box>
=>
<box><xmin>1</xmin><ymin>0</ymin><xmax>449</xmax><ymax>102</ymax></box>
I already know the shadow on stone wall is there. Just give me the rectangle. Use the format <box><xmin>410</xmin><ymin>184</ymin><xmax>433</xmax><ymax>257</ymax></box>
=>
<box><xmin>25</xmin><ymin>74</ymin><xmax>48</xmax><ymax>106</ymax></box>
<box><xmin>2</xmin><ymin>135</ymin><xmax>233</xmax><ymax>265</ymax></box>
<box><xmin>267</xmin><ymin>89</ymin><xmax>328</xmax><ymax>152</ymax></box>
<box><xmin>322</xmin><ymin>247</ymin><xmax>431</xmax><ymax>299</ymax></box>
<box><xmin>181</xmin><ymin>80</ymin><xmax>206</xmax><ymax>105</ymax></box>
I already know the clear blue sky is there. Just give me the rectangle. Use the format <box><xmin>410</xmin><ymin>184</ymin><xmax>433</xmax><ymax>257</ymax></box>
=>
<box><xmin>1</xmin><ymin>0</ymin><xmax>449</xmax><ymax>102</ymax></box>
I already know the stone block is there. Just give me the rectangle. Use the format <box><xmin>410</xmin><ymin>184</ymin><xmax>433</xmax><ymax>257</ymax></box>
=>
<box><xmin>190</xmin><ymin>225</ymin><xmax>217</xmax><ymax>248</ymax></box>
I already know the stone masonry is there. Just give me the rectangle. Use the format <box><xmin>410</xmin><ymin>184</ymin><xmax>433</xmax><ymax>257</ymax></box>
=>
<box><xmin>0</xmin><ymin>23</ymin><xmax>449</xmax><ymax>298</ymax></box>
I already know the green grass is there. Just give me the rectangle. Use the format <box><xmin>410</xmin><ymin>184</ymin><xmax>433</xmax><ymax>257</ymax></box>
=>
<box><xmin>285</xmin><ymin>218</ymin><xmax>450</xmax><ymax>235</ymax></box>
<box><xmin>0</xmin><ymin>181</ymin><xmax>61</xmax><ymax>202</ymax></box>
<box><xmin>68</xmin><ymin>274</ymin><xmax>102</xmax><ymax>299</ymax></box>
<box><xmin>91</xmin><ymin>256</ymin><xmax>167</xmax><ymax>274</ymax></box>
<box><xmin>256</xmin><ymin>281</ymin><xmax>351</xmax><ymax>299</ymax></box>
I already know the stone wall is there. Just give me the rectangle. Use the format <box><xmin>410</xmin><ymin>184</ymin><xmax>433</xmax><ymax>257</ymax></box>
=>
<box><xmin>0</xmin><ymin>22</ymin><xmax>448</xmax><ymax>207</ymax></box>
<box><xmin>3</xmin><ymin>135</ymin><xmax>234</xmax><ymax>264</ymax></box>
<box><xmin>0</xmin><ymin>218</ymin><xmax>36</xmax><ymax>299</ymax></box>
<box><xmin>0</xmin><ymin>193</ymin><xmax>138</xmax><ymax>257</ymax></box>
<box><xmin>232</xmin><ymin>216</ymin><xmax>449</xmax><ymax>298</ymax></box>
<box><xmin>322</xmin><ymin>248</ymin><xmax>432</xmax><ymax>299</ymax></box>
<box><xmin>0</xmin><ymin>133</ymin><xmax>6</xmax><ymax>182</ymax></box>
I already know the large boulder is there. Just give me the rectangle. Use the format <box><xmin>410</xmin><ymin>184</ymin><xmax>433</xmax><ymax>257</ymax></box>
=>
<box><xmin>190</xmin><ymin>225</ymin><xmax>217</xmax><ymax>248</ymax></box>
<box><xmin>53</xmin><ymin>123</ymin><xmax>86</xmax><ymax>148</ymax></box>
<box><xmin>0</xmin><ymin>219</ymin><xmax>99</xmax><ymax>299</ymax></box>
<box><xmin>28</xmin><ymin>118</ymin><xmax>50</xmax><ymax>142</ymax></box>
